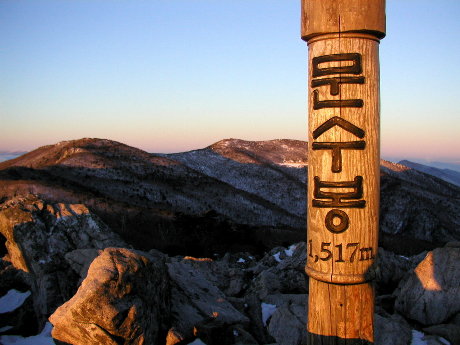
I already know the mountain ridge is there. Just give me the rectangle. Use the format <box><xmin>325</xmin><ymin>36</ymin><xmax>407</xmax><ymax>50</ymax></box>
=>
<box><xmin>398</xmin><ymin>159</ymin><xmax>460</xmax><ymax>187</ymax></box>
<box><xmin>0</xmin><ymin>137</ymin><xmax>459</xmax><ymax>256</ymax></box>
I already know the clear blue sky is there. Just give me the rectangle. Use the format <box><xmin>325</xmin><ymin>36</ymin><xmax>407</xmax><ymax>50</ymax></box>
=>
<box><xmin>1</xmin><ymin>0</ymin><xmax>459</xmax><ymax>163</ymax></box>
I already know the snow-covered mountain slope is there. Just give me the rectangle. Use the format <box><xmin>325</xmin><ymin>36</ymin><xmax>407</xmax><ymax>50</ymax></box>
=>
<box><xmin>0</xmin><ymin>138</ymin><xmax>459</xmax><ymax>255</ymax></box>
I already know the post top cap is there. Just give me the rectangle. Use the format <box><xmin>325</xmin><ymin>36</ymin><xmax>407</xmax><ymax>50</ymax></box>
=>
<box><xmin>301</xmin><ymin>0</ymin><xmax>386</xmax><ymax>42</ymax></box>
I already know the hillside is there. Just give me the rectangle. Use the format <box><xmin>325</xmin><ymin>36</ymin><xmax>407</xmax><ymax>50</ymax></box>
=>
<box><xmin>0</xmin><ymin>138</ymin><xmax>459</xmax><ymax>255</ymax></box>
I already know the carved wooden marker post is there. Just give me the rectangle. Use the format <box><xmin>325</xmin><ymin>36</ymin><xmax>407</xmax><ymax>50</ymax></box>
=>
<box><xmin>301</xmin><ymin>1</ymin><xmax>385</xmax><ymax>344</ymax></box>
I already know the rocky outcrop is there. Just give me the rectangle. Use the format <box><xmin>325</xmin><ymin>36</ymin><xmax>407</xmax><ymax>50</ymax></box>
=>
<box><xmin>166</xmin><ymin>256</ymin><xmax>250</xmax><ymax>344</ymax></box>
<box><xmin>247</xmin><ymin>244</ymin><xmax>308</xmax><ymax>299</ymax></box>
<box><xmin>266</xmin><ymin>296</ymin><xmax>308</xmax><ymax>345</ymax></box>
<box><xmin>0</xmin><ymin>194</ymin><xmax>126</xmax><ymax>327</ymax></box>
<box><xmin>375</xmin><ymin>247</ymin><xmax>427</xmax><ymax>294</ymax></box>
<box><xmin>395</xmin><ymin>246</ymin><xmax>460</xmax><ymax>325</ymax></box>
<box><xmin>50</xmin><ymin>248</ymin><xmax>170</xmax><ymax>345</ymax></box>
<box><xmin>374</xmin><ymin>313</ymin><xmax>412</xmax><ymax>345</ymax></box>
<box><xmin>2</xmin><ymin>209</ymin><xmax>459</xmax><ymax>345</ymax></box>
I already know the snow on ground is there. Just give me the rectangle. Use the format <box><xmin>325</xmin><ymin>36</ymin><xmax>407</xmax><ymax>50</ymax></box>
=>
<box><xmin>237</xmin><ymin>258</ymin><xmax>246</xmax><ymax>263</ymax></box>
<box><xmin>261</xmin><ymin>302</ymin><xmax>277</xmax><ymax>326</ymax></box>
<box><xmin>285</xmin><ymin>244</ymin><xmax>297</xmax><ymax>257</ymax></box>
<box><xmin>187</xmin><ymin>339</ymin><xmax>207</xmax><ymax>345</ymax></box>
<box><xmin>411</xmin><ymin>330</ymin><xmax>450</xmax><ymax>345</ymax></box>
<box><xmin>0</xmin><ymin>290</ymin><xmax>31</xmax><ymax>313</ymax></box>
<box><xmin>411</xmin><ymin>330</ymin><xmax>427</xmax><ymax>345</ymax></box>
<box><xmin>273</xmin><ymin>244</ymin><xmax>297</xmax><ymax>262</ymax></box>
<box><xmin>279</xmin><ymin>162</ymin><xmax>306</xmax><ymax>168</ymax></box>
<box><xmin>0</xmin><ymin>322</ymin><xmax>55</xmax><ymax>345</ymax></box>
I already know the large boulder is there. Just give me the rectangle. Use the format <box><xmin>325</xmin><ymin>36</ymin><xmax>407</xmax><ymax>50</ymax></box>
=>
<box><xmin>375</xmin><ymin>247</ymin><xmax>413</xmax><ymax>294</ymax></box>
<box><xmin>374</xmin><ymin>313</ymin><xmax>411</xmax><ymax>345</ymax></box>
<box><xmin>266</xmin><ymin>295</ymin><xmax>308</xmax><ymax>345</ymax></box>
<box><xmin>166</xmin><ymin>257</ymin><xmax>250</xmax><ymax>344</ymax></box>
<box><xmin>394</xmin><ymin>246</ymin><xmax>460</xmax><ymax>325</ymax></box>
<box><xmin>0</xmin><ymin>195</ymin><xmax>126</xmax><ymax>326</ymax></box>
<box><xmin>49</xmin><ymin>247</ymin><xmax>170</xmax><ymax>345</ymax></box>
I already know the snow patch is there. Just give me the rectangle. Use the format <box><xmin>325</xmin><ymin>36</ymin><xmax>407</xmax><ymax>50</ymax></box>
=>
<box><xmin>285</xmin><ymin>244</ymin><xmax>297</xmax><ymax>257</ymax></box>
<box><xmin>187</xmin><ymin>339</ymin><xmax>207</xmax><ymax>345</ymax></box>
<box><xmin>261</xmin><ymin>302</ymin><xmax>277</xmax><ymax>326</ymax></box>
<box><xmin>273</xmin><ymin>245</ymin><xmax>296</xmax><ymax>262</ymax></box>
<box><xmin>411</xmin><ymin>330</ymin><xmax>427</xmax><ymax>345</ymax></box>
<box><xmin>237</xmin><ymin>258</ymin><xmax>246</xmax><ymax>263</ymax></box>
<box><xmin>0</xmin><ymin>290</ymin><xmax>31</xmax><ymax>313</ymax></box>
<box><xmin>279</xmin><ymin>162</ymin><xmax>306</xmax><ymax>168</ymax></box>
<box><xmin>0</xmin><ymin>322</ymin><xmax>55</xmax><ymax>345</ymax></box>
<box><xmin>410</xmin><ymin>330</ymin><xmax>450</xmax><ymax>345</ymax></box>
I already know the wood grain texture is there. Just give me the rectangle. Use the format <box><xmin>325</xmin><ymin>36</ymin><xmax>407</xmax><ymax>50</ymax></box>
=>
<box><xmin>302</xmin><ymin>1</ymin><xmax>385</xmax><ymax>343</ymax></box>
<box><xmin>307</xmin><ymin>279</ymin><xmax>375</xmax><ymax>344</ymax></box>
<box><xmin>306</xmin><ymin>37</ymin><xmax>380</xmax><ymax>284</ymax></box>
<box><xmin>301</xmin><ymin>0</ymin><xmax>386</xmax><ymax>41</ymax></box>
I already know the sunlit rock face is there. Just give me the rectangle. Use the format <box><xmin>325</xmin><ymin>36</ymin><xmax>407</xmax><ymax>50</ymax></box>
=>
<box><xmin>394</xmin><ymin>245</ymin><xmax>460</xmax><ymax>325</ymax></box>
<box><xmin>49</xmin><ymin>248</ymin><xmax>170</xmax><ymax>345</ymax></box>
<box><xmin>0</xmin><ymin>194</ymin><xmax>126</xmax><ymax>327</ymax></box>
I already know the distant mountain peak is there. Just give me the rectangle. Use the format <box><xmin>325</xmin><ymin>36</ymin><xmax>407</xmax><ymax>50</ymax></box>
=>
<box><xmin>397</xmin><ymin>160</ymin><xmax>460</xmax><ymax>187</ymax></box>
<box><xmin>0</xmin><ymin>138</ymin><xmax>177</xmax><ymax>170</ymax></box>
<box><xmin>381</xmin><ymin>159</ymin><xmax>412</xmax><ymax>172</ymax></box>
<box><xmin>208</xmin><ymin>138</ymin><xmax>308</xmax><ymax>165</ymax></box>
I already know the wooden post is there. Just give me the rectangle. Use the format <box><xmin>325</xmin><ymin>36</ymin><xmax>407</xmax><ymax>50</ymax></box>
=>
<box><xmin>301</xmin><ymin>1</ymin><xmax>385</xmax><ymax>344</ymax></box>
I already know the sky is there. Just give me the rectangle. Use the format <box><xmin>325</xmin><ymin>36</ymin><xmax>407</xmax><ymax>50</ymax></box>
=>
<box><xmin>0</xmin><ymin>0</ymin><xmax>459</xmax><ymax>163</ymax></box>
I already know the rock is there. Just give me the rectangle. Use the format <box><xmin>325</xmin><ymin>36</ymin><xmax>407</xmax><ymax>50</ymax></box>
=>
<box><xmin>0</xmin><ymin>259</ymin><xmax>29</xmax><ymax>300</ymax></box>
<box><xmin>50</xmin><ymin>247</ymin><xmax>170</xmax><ymax>345</ymax></box>
<box><xmin>445</xmin><ymin>241</ymin><xmax>460</xmax><ymax>248</ymax></box>
<box><xmin>192</xmin><ymin>319</ymin><xmax>257</xmax><ymax>345</ymax></box>
<box><xmin>263</xmin><ymin>294</ymin><xmax>307</xmax><ymax>309</ymax></box>
<box><xmin>0</xmin><ymin>195</ymin><xmax>126</xmax><ymax>327</ymax></box>
<box><xmin>423</xmin><ymin>324</ymin><xmax>460</xmax><ymax>345</ymax></box>
<box><xmin>242</xmin><ymin>293</ymin><xmax>275</xmax><ymax>345</ymax></box>
<box><xmin>230</xmin><ymin>325</ymin><xmax>259</xmax><ymax>345</ymax></box>
<box><xmin>276</xmin><ymin>243</ymin><xmax>307</xmax><ymax>272</ymax></box>
<box><xmin>250</xmin><ymin>269</ymin><xmax>281</xmax><ymax>300</ymax></box>
<box><xmin>395</xmin><ymin>247</ymin><xmax>460</xmax><ymax>325</ymax></box>
<box><xmin>166</xmin><ymin>258</ymin><xmax>249</xmax><ymax>343</ymax></box>
<box><xmin>374</xmin><ymin>313</ymin><xmax>411</xmax><ymax>345</ymax></box>
<box><xmin>175</xmin><ymin>255</ymin><xmax>250</xmax><ymax>298</ymax></box>
<box><xmin>450</xmin><ymin>312</ymin><xmax>460</xmax><ymax>326</ymax></box>
<box><xmin>375</xmin><ymin>247</ymin><xmax>412</xmax><ymax>294</ymax></box>
<box><xmin>267</xmin><ymin>298</ymin><xmax>307</xmax><ymax>345</ymax></box>
<box><xmin>248</xmin><ymin>243</ymin><xmax>307</xmax><ymax>300</ymax></box>
<box><xmin>64</xmin><ymin>248</ymin><xmax>101</xmax><ymax>282</ymax></box>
